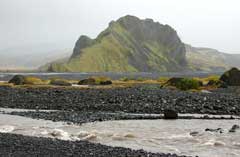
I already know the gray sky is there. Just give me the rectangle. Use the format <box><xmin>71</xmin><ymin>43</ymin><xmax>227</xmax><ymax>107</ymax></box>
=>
<box><xmin>0</xmin><ymin>0</ymin><xmax>240</xmax><ymax>53</ymax></box>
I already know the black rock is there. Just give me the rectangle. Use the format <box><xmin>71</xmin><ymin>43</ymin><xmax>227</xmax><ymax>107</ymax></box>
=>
<box><xmin>205</xmin><ymin>128</ymin><xmax>224</xmax><ymax>133</ymax></box>
<box><xmin>190</xmin><ymin>131</ymin><xmax>199</xmax><ymax>136</ymax></box>
<box><xmin>229</xmin><ymin>124</ymin><xmax>240</xmax><ymax>133</ymax></box>
<box><xmin>8</xmin><ymin>75</ymin><xmax>25</xmax><ymax>85</ymax></box>
<box><xmin>164</xmin><ymin>109</ymin><xmax>178</xmax><ymax>119</ymax></box>
<box><xmin>220</xmin><ymin>67</ymin><xmax>240</xmax><ymax>86</ymax></box>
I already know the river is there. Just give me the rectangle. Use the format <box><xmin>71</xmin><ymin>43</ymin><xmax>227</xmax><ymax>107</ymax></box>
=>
<box><xmin>0</xmin><ymin>113</ymin><xmax>239</xmax><ymax>157</ymax></box>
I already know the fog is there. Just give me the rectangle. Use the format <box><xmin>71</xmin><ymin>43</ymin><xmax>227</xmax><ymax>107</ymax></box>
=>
<box><xmin>0</xmin><ymin>0</ymin><xmax>239</xmax><ymax>53</ymax></box>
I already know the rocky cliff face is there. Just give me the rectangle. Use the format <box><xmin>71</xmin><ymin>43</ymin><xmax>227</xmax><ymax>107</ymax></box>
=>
<box><xmin>48</xmin><ymin>15</ymin><xmax>188</xmax><ymax>72</ymax></box>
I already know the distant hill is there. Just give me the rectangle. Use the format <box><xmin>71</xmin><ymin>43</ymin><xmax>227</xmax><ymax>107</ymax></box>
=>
<box><xmin>0</xmin><ymin>43</ymin><xmax>72</xmax><ymax>70</ymax></box>
<box><xmin>186</xmin><ymin>44</ymin><xmax>240</xmax><ymax>71</ymax></box>
<box><xmin>46</xmin><ymin>15</ymin><xmax>189</xmax><ymax>72</ymax></box>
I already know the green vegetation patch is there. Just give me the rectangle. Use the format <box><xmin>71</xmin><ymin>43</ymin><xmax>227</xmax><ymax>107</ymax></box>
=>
<box><xmin>23</xmin><ymin>76</ymin><xmax>43</xmax><ymax>85</ymax></box>
<box><xmin>167</xmin><ymin>77</ymin><xmax>201</xmax><ymax>90</ymax></box>
<box><xmin>49</xmin><ymin>78</ymin><xmax>72</xmax><ymax>86</ymax></box>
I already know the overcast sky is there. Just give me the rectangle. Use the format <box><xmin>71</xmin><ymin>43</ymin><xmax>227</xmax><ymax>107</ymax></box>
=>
<box><xmin>0</xmin><ymin>0</ymin><xmax>240</xmax><ymax>53</ymax></box>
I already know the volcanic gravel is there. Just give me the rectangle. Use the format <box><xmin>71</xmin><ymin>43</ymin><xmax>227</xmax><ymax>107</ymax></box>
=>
<box><xmin>8</xmin><ymin>111</ymin><xmax>163</xmax><ymax>124</ymax></box>
<box><xmin>0</xmin><ymin>85</ymin><xmax>239</xmax><ymax>157</ymax></box>
<box><xmin>0</xmin><ymin>133</ymin><xmax>190</xmax><ymax>157</ymax></box>
<box><xmin>0</xmin><ymin>85</ymin><xmax>239</xmax><ymax>115</ymax></box>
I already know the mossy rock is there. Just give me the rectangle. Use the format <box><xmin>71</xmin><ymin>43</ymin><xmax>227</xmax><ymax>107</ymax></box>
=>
<box><xmin>50</xmin><ymin>79</ymin><xmax>72</xmax><ymax>86</ymax></box>
<box><xmin>8</xmin><ymin>75</ymin><xmax>25</xmax><ymax>85</ymax></box>
<box><xmin>23</xmin><ymin>76</ymin><xmax>43</xmax><ymax>85</ymax></box>
<box><xmin>9</xmin><ymin>75</ymin><xmax>43</xmax><ymax>85</ymax></box>
<box><xmin>220</xmin><ymin>67</ymin><xmax>240</xmax><ymax>86</ymax></box>
<box><xmin>78</xmin><ymin>77</ymin><xmax>112</xmax><ymax>85</ymax></box>
<box><xmin>166</xmin><ymin>77</ymin><xmax>202</xmax><ymax>90</ymax></box>
<box><xmin>78</xmin><ymin>78</ymin><xmax>96</xmax><ymax>85</ymax></box>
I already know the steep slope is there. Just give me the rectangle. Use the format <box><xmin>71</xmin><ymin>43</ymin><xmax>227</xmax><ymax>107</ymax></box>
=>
<box><xmin>48</xmin><ymin>15</ymin><xmax>188</xmax><ymax>72</ymax></box>
<box><xmin>186</xmin><ymin>44</ymin><xmax>240</xmax><ymax>71</ymax></box>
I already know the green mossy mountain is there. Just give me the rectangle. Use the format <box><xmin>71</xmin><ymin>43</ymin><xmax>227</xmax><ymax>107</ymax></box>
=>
<box><xmin>47</xmin><ymin>15</ymin><xmax>188</xmax><ymax>72</ymax></box>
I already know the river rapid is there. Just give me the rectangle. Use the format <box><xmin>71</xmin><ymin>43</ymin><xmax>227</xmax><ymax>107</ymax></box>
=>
<box><xmin>0</xmin><ymin>113</ymin><xmax>239</xmax><ymax>157</ymax></box>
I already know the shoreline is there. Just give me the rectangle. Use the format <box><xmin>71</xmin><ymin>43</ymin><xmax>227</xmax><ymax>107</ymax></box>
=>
<box><xmin>0</xmin><ymin>84</ymin><xmax>239</xmax><ymax>156</ymax></box>
<box><xmin>0</xmin><ymin>85</ymin><xmax>239</xmax><ymax>115</ymax></box>
<box><xmin>0</xmin><ymin>133</ymin><xmax>189</xmax><ymax>157</ymax></box>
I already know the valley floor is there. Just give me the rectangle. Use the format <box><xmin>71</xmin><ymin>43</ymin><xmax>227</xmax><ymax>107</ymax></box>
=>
<box><xmin>0</xmin><ymin>84</ymin><xmax>239</xmax><ymax>157</ymax></box>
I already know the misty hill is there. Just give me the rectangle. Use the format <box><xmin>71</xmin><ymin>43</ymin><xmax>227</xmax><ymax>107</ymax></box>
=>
<box><xmin>0</xmin><ymin>43</ymin><xmax>72</xmax><ymax>70</ymax></box>
<box><xmin>186</xmin><ymin>44</ymin><xmax>240</xmax><ymax>71</ymax></box>
<box><xmin>47</xmin><ymin>15</ymin><xmax>189</xmax><ymax>72</ymax></box>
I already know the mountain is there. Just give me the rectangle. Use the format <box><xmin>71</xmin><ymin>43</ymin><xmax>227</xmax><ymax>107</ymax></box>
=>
<box><xmin>186</xmin><ymin>44</ymin><xmax>240</xmax><ymax>71</ymax></box>
<box><xmin>47</xmin><ymin>15</ymin><xmax>189</xmax><ymax>72</ymax></box>
<box><xmin>0</xmin><ymin>43</ymin><xmax>72</xmax><ymax>70</ymax></box>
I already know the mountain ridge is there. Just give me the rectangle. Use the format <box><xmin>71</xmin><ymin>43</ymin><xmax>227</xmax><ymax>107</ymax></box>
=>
<box><xmin>17</xmin><ymin>15</ymin><xmax>239</xmax><ymax>73</ymax></box>
<box><xmin>47</xmin><ymin>15</ymin><xmax>189</xmax><ymax>72</ymax></box>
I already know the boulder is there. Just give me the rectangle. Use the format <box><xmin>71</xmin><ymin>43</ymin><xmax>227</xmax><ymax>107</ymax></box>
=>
<box><xmin>205</xmin><ymin>128</ymin><xmax>224</xmax><ymax>133</ymax></box>
<box><xmin>220</xmin><ymin>68</ymin><xmax>240</xmax><ymax>86</ymax></box>
<box><xmin>23</xmin><ymin>76</ymin><xmax>43</xmax><ymax>85</ymax></box>
<box><xmin>164</xmin><ymin>109</ymin><xmax>178</xmax><ymax>119</ymax></box>
<box><xmin>99</xmin><ymin>80</ymin><xmax>112</xmax><ymax>85</ymax></box>
<box><xmin>78</xmin><ymin>78</ymin><xmax>96</xmax><ymax>85</ymax></box>
<box><xmin>50</xmin><ymin>79</ymin><xmax>72</xmax><ymax>86</ymax></box>
<box><xmin>78</xmin><ymin>77</ymin><xmax>112</xmax><ymax>85</ymax></box>
<box><xmin>8</xmin><ymin>75</ymin><xmax>43</xmax><ymax>85</ymax></box>
<box><xmin>190</xmin><ymin>131</ymin><xmax>199</xmax><ymax>136</ymax></box>
<box><xmin>229</xmin><ymin>125</ymin><xmax>240</xmax><ymax>133</ymax></box>
<box><xmin>8</xmin><ymin>75</ymin><xmax>25</xmax><ymax>85</ymax></box>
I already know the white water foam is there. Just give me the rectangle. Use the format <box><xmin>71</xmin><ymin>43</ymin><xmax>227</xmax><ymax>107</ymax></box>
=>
<box><xmin>0</xmin><ymin>125</ymin><xmax>15</xmax><ymax>133</ymax></box>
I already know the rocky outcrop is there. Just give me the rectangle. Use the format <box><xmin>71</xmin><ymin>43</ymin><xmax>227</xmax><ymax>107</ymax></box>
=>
<box><xmin>220</xmin><ymin>68</ymin><xmax>240</xmax><ymax>86</ymax></box>
<box><xmin>48</xmin><ymin>15</ymin><xmax>188</xmax><ymax>72</ymax></box>
<box><xmin>71</xmin><ymin>35</ymin><xmax>95</xmax><ymax>58</ymax></box>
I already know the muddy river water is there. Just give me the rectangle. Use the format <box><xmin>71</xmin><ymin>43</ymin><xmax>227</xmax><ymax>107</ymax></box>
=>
<box><xmin>0</xmin><ymin>113</ymin><xmax>239</xmax><ymax>157</ymax></box>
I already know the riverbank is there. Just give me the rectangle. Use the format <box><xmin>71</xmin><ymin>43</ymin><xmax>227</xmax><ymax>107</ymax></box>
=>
<box><xmin>0</xmin><ymin>133</ymin><xmax>188</xmax><ymax>157</ymax></box>
<box><xmin>0</xmin><ymin>84</ymin><xmax>239</xmax><ymax>157</ymax></box>
<box><xmin>0</xmin><ymin>85</ymin><xmax>239</xmax><ymax>115</ymax></box>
